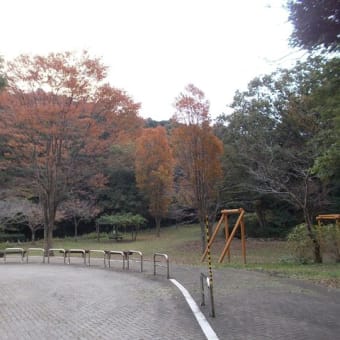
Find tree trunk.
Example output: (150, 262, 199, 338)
(31, 229, 36, 243)
(254, 199, 266, 231)
(155, 216, 161, 237)
(304, 208, 322, 263)
(43, 221, 54, 254)
(301, 175, 322, 264)
(42, 195, 56, 255)
(96, 223, 100, 241)
(74, 217, 79, 241)
(199, 218, 206, 254)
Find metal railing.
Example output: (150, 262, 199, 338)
(4, 248, 25, 263)
(66, 249, 86, 265)
(153, 253, 170, 279)
(26, 248, 45, 263)
(88, 249, 106, 267)
(47, 248, 66, 264)
(125, 250, 143, 272)
(1, 247, 151, 278)
(107, 250, 125, 269)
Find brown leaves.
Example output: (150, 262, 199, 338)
(173, 83, 210, 126)
(0, 51, 142, 208)
(172, 84, 223, 219)
(135, 126, 174, 219)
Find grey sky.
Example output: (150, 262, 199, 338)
(1, 0, 301, 120)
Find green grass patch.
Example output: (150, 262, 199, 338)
(1, 223, 339, 288)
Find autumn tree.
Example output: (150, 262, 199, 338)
(60, 197, 101, 240)
(0, 198, 47, 242)
(0, 51, 142, 253)
(21, 201, 44, 242)
(172, 84, 223, 252)
(135, 126, 174, 237)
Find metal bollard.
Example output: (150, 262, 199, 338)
(153, 253, 170, 279)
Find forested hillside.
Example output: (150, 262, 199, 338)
(0, 1, 339, 262)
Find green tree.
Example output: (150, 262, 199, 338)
(218, 56, 339, 262)
(0, 55, 6, 90)
(287, 0, 340, 52)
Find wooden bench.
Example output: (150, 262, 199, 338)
(108, 232, 123, 241)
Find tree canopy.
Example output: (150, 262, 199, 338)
(172, 84, 223, 251)
(217, 56, 340, 262)
(135, 126, 174, 236)
(0, 51, 142, 251)
(287, 0, 340, 52)
(0, 61, 5, 90)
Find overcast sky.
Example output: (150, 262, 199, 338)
(2, 0, 301, 120)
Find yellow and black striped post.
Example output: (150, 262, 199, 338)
(205, 216, 213, 286)
(205, 215, 215, 317)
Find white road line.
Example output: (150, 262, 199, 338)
(170, 278, 219, 340)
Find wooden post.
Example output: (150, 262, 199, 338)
(218, 209, 245, 263)
(201, 208, 247, 264)
(240, 215, 246, 264)
(224, 214, 230, 262)
(201, 214, 224, 262)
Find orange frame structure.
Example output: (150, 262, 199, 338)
(201, 208, 246, 264)
(316, 214, 340, 226)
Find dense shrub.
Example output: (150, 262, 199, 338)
(244, 212, 292, 238)
(0, 233, 26, 242)
(287, 224, 316, 263)
(287, 223, 340, 263)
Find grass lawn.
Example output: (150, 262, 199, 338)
(1, 223, 339, 288)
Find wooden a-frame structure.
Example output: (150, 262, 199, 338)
(201, 208, 246, 264)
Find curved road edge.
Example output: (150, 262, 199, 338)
(170, 278, 219, 340)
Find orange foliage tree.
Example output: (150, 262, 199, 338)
(172, 84, 223, 252)
(135, 126, 174, 237)
(0, 51, 142, 252)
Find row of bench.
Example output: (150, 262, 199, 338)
(0, 247, 170, 278)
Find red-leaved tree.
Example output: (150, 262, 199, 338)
(0, 51, 142, 252)
(172, 84, 223, 252)
(135, 126, 174, 237)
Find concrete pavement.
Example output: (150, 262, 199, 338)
(1, 257, 340, 339)
(0, 263, 205, 340)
